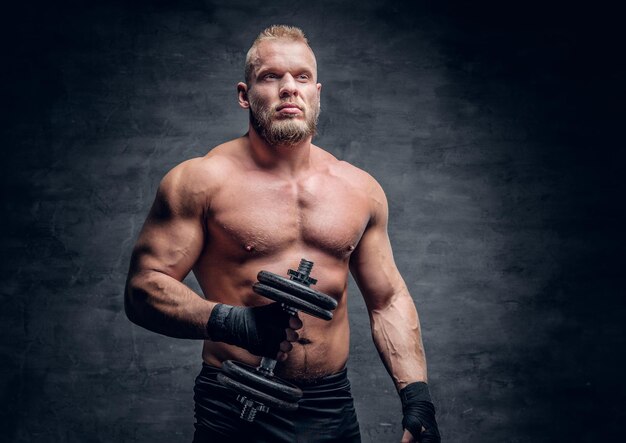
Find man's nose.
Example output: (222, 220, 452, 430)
(279, 74, 298, 98)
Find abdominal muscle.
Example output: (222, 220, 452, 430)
(196, 251, 353, 381)
(201, 310, 350, 381)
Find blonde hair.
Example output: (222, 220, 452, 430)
(245, 25, 313, 84)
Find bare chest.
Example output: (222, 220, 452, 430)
(207, 171, 370, 259)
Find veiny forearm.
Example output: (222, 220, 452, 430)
(370, 288, 428, 391)
(125, 270, 215, 339)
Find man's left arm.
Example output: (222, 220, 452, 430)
(349, 180, 440, 443)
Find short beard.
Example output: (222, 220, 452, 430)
(248, 92, 320, 147)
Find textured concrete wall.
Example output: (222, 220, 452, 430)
(1, 1, 624, 442)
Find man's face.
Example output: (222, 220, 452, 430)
(241, 40, 321, 147)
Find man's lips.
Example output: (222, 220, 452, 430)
(276, 103, 302, 114)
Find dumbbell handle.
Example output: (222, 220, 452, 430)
(255, 259, 317, 378)
(258, 356, 277, 377)
(280, 259, 314, 318)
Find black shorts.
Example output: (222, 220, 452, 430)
(193, 363, 362, 443)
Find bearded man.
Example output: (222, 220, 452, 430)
(124, 25, 440, 443)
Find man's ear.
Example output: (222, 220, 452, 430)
(317, 83, 322, 109)
(237, 82, 250, 109)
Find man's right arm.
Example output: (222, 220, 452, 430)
(124, 158, 301, 359)
(124, 158, 214, 339)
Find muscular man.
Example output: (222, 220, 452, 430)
(125, 25, 440, 443)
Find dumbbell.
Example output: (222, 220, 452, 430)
(217, 258, 338, 422)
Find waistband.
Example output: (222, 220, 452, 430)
(199, 362, 350, 392)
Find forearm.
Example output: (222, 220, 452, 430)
(125, 270, 215, 339)
(369, 288, 428, 391)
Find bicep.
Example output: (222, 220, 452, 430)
(350, 190, 406, 311)
(129, 167, 207, 282)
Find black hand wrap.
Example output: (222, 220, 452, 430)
(206, 303, 291, 358)
(400, 382, 441, 443)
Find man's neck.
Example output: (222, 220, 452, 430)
(246, 126, 312, 177)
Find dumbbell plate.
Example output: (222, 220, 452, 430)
(221, 360, 302, 402)
(253, 283, 334, 321)
(217, 373, 299, 411)
(257, 271, 338, 311)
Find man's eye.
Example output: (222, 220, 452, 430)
(264, 73, 277, 80)
(298, 74, 309, 80)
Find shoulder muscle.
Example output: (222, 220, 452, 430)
(329, 160, 388, 226)
(154, 156, 226, 220)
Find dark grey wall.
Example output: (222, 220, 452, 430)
(2, 1, 624, 442)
